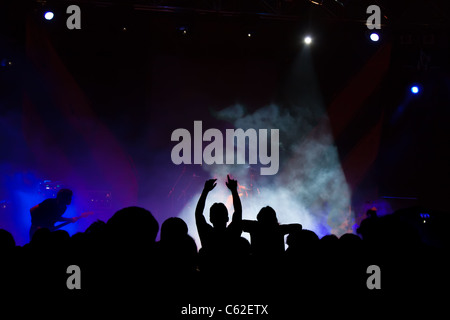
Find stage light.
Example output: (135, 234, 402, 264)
(304, 36, 312, 45)
(44, 11, 54, 20)
(0, 200, 9, 210)
(177, 26, 188, 35)
(370, 32, 380, 42)
(420, 213, 430, 224)
(411, 85, 420, 94)
(0, 58, 12, 67)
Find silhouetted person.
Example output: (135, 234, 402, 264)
(286, 229, 319, 255)
(158, 217, 197, 275)
(339, 233, 363, 257)
(242, 206, 302, 258)
(320, 234, 339, 242)
(195, 175, 242, 263)
(284, 229, 320, 290)
(319, 234, 339, 260)
(103, 206, 160, 294)
(357, 207, 379, 242)
(339, 233, 362, 243)
(0, 229, 15, 251)
(106, 206, 159, 249)
(29, 189, 76, 240)
(85, 219, 107, 236)
(160, 217, 189, 241)
(0, 229, 17, 293)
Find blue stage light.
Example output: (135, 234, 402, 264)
(411, 86, 420, 94)
(44, 11, 54, 20)
(370, 33, 380, 42)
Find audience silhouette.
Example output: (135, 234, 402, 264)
(0, 175, 445, 314)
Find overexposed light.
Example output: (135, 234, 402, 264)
(370, 32, 380, 42)
(44, 11, 54, 20)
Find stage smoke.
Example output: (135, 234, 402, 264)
(178, 49, 353, 248)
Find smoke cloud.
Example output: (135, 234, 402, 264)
(177, 102, 353, 249)
(177, 50, 353, 248)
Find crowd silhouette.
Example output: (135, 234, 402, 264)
(0, 176, 446, 316)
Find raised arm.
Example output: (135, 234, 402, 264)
(195, 179, 217, 227)
(226, 175, 242, 224)
(280, 223, 302, 235)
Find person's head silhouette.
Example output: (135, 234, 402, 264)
(107, 206, 159, 246)
(366, 207, 378, 218)
(0, 229, 15, 251)
(160, 217, 188, 242)
(56, 188, 73, 206)
(209, 203, 229, 230)
(257, 206, 278, 226)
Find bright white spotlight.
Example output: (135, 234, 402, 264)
(370, 32, 380, 42)
(411, 85, 420, 94)
(304, 36, 312, 45)
(44, 11, 54, 20)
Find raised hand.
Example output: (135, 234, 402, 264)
(203, 179, 217, 192)
(225, 174, 238, 191)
